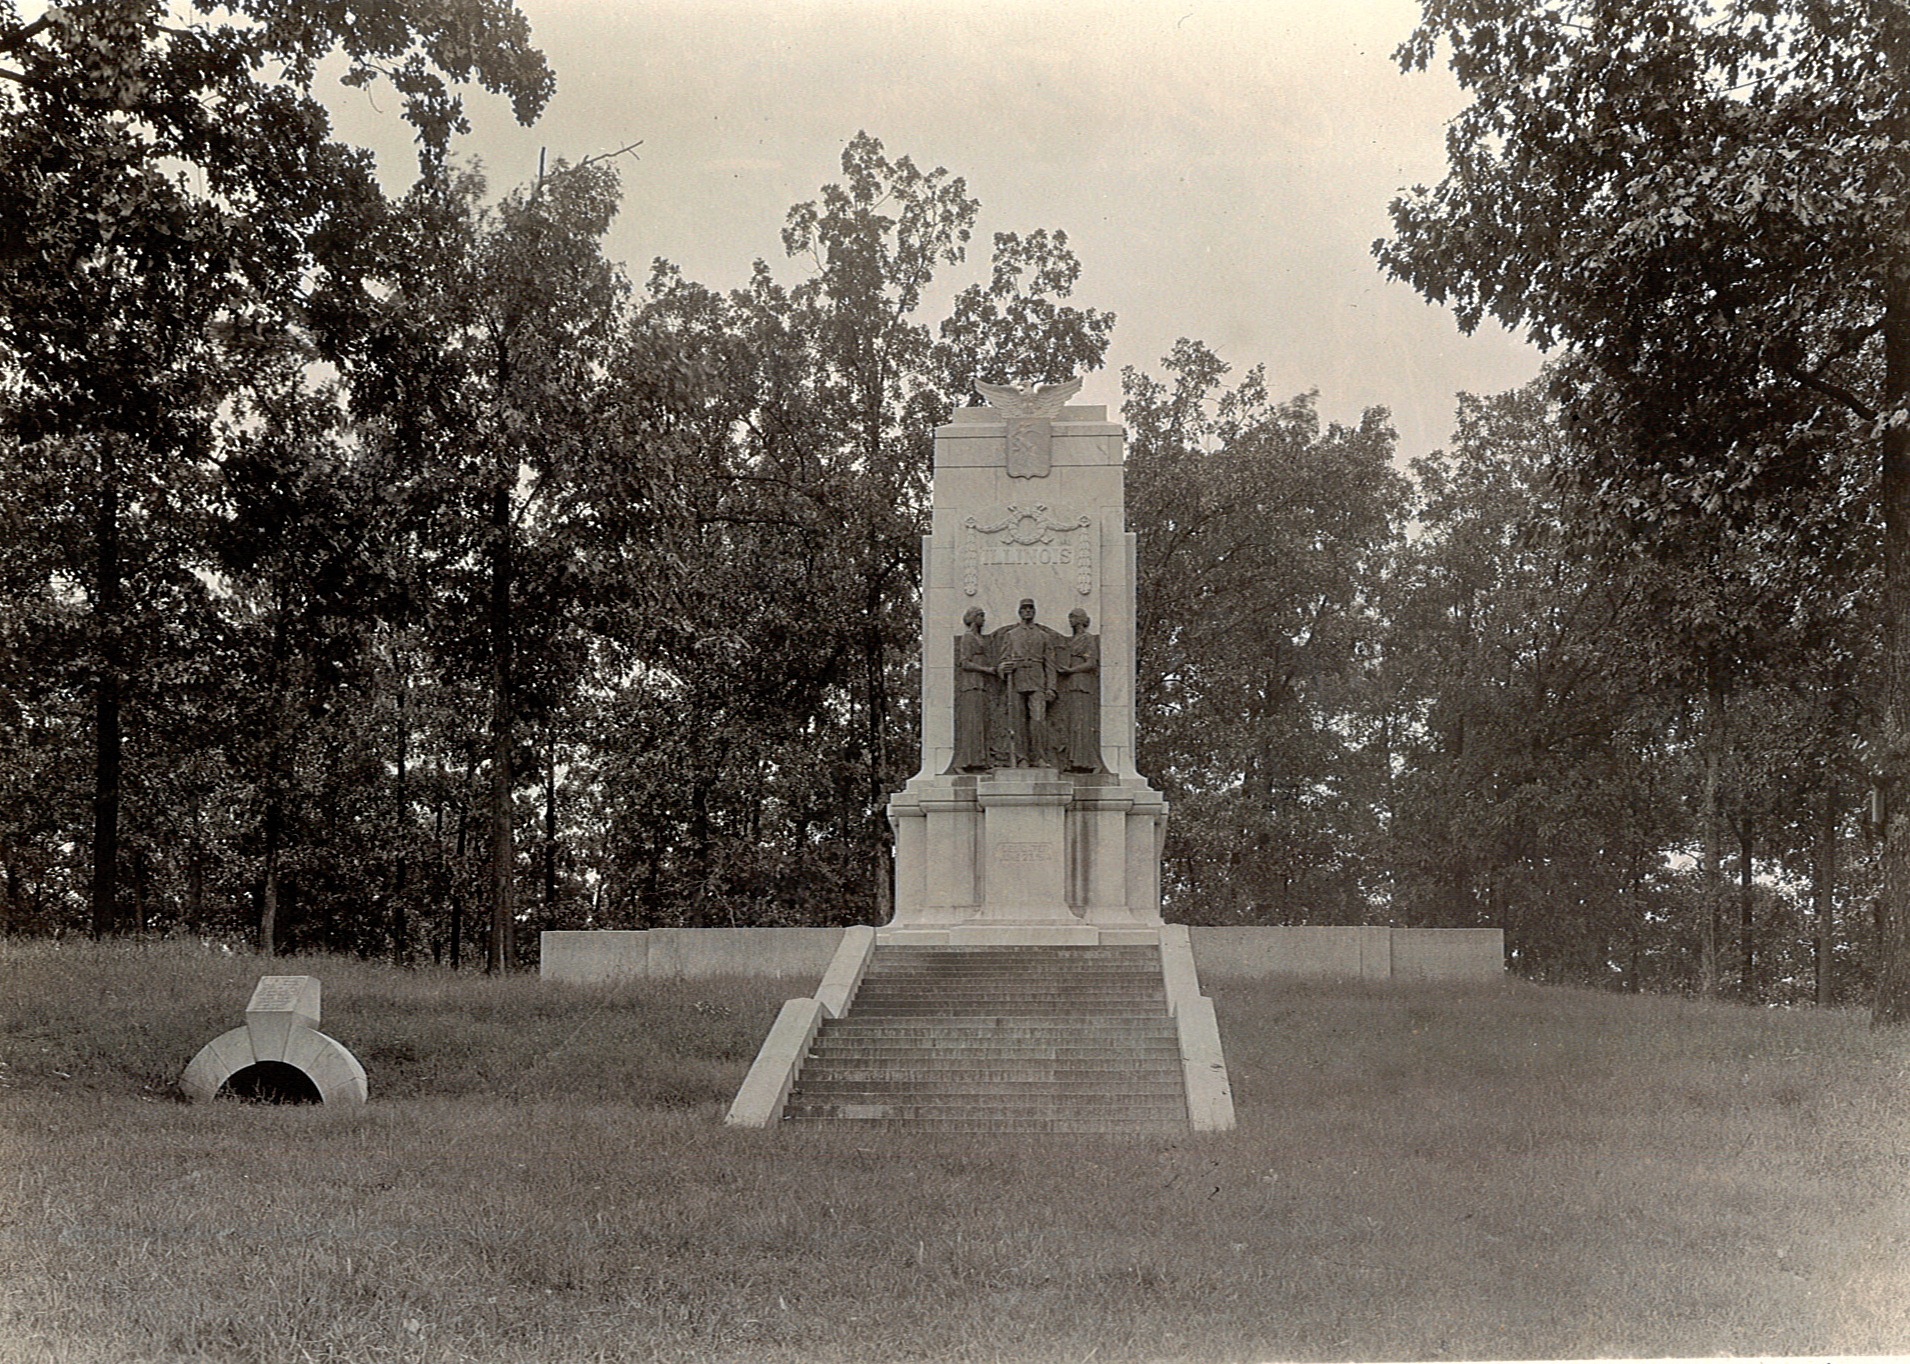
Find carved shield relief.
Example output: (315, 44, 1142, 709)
(1004, 417, 1053, 478)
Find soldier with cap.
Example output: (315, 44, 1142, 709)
(993, 598, 1061, 766)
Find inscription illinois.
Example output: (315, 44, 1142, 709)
(962, 506, 1095, 596)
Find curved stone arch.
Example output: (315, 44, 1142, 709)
(180, 1024, 367, 1105)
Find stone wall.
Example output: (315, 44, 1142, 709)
(538, 926, 1504, 984)
(539, 929, 844, 983)
(1189, 926, 1504, 983)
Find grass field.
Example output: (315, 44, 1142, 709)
(3, 937, 1908, 1363)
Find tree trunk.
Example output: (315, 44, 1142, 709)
(91, 436, 121, 939)
(1737, 814, 1754, 1000)
(488, 482, 515, 973)
(866, 606, 892, 926)
(392, 679, 409, 966)
(543, 726, 558, 929)
(258, 792, 281, 956)
(1815, 790, 1837, 1008)
(1699, 675, 1725, 998)
(452, 758, 470, 970)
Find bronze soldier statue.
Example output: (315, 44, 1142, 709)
(993, 598, 1061, 766)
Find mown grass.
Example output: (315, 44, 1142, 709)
(4, 938, 1909, 1363)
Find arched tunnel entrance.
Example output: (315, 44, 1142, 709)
(218, 1060, 324, 1104)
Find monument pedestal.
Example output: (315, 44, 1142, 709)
(886, 767, 1165, 945)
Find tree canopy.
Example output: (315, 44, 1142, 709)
(1376, 0, 1910, 1023)
(0, 6, 1896, 1013)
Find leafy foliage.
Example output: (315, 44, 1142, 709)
(1376, 0, 1908, 1019)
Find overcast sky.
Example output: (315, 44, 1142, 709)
(326, 0, 1544, 463)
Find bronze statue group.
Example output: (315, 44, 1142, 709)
(953, 598, 1103, 773)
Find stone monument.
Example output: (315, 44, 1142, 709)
(884, 380, 1167, 944)
(179, 975, 368, 1104)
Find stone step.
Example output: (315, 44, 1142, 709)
(794, 1079, 1182, 1095)
(872, 946, 1161, 955)
(851, 977, 1168, 986)
(809, 1031, 1176, 1039)
(860, 967, 1161, 980)
(809, 1058, 1177, 1070)
(815, 1038, 1176, 1048)
(851, 993, 1164, 1002)
(847, 1006, 1165, 1017)
(821, 1022, 1173, 1031)
(855, 978, 1161, 985)
(813, 1028, 1177, 1042)
(783, 1108, 1184, 1130)
(862, 964, 1162, 975)
(790, 1062, 1176, 1069)
(840, 1015, 1167, 1024)
(784, 1101, 1190, 1121)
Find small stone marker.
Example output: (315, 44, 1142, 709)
(244, 975, 322, 1063)
(179, 974, 367, 1105)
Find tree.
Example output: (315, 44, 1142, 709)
(0, 0, 552, 938)
(1126, 341, 1407, 923)
(334, 159, 634, 970)
(1386, 383, 1700, 986)
(1375, 0, 1910, 1023)
(589, 133, 1114, 928)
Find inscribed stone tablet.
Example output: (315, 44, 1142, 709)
(245, 975, 320, 1025)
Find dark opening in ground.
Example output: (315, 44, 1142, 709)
(220, 1061, 322, 1104)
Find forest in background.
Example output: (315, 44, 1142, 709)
(0, 0, 1900, 1012)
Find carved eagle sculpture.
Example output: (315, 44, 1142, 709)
(975, 376, 1083, 420)
(976, 378, 1084, 477)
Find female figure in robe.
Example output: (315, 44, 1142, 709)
(952, 607, 996, 772)
(1053, 608, 1104, 772)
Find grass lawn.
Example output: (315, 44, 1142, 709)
(3, 938, 1908, 1363)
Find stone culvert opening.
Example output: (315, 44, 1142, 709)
(219, 1060, 323, 1104)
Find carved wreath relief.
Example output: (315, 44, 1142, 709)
(960, 505, 1095, 597)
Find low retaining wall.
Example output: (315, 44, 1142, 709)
(540, 925, 1504, 984)
(540, 928, 845, 983)
(1189, 926, 1504, 983)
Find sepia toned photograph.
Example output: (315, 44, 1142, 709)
(2, 1, 1907, 1360)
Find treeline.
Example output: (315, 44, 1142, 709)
(1132, 358, 1875, 1007)
(0, 0, 1895, 1009)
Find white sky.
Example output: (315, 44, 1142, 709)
(325, 0, 1543, 463)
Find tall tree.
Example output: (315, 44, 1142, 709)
(0, 0, 552, 938)
(1387, 383, 1698, 985)
(1126, 341, 1407, 923)
(597, 133, 1113, 927)
(1375, 0, 1910, 1023)
(336, 159, 629, 971)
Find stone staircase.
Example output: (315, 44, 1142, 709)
(781, 944, 1188, 1134)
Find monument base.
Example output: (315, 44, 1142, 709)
(886, 766, 1168, 933)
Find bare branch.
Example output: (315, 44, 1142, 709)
(1773, 361, 1878, 423)
(0, 13, 50, 54)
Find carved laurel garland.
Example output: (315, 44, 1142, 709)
(960, 505, 1094, 596)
